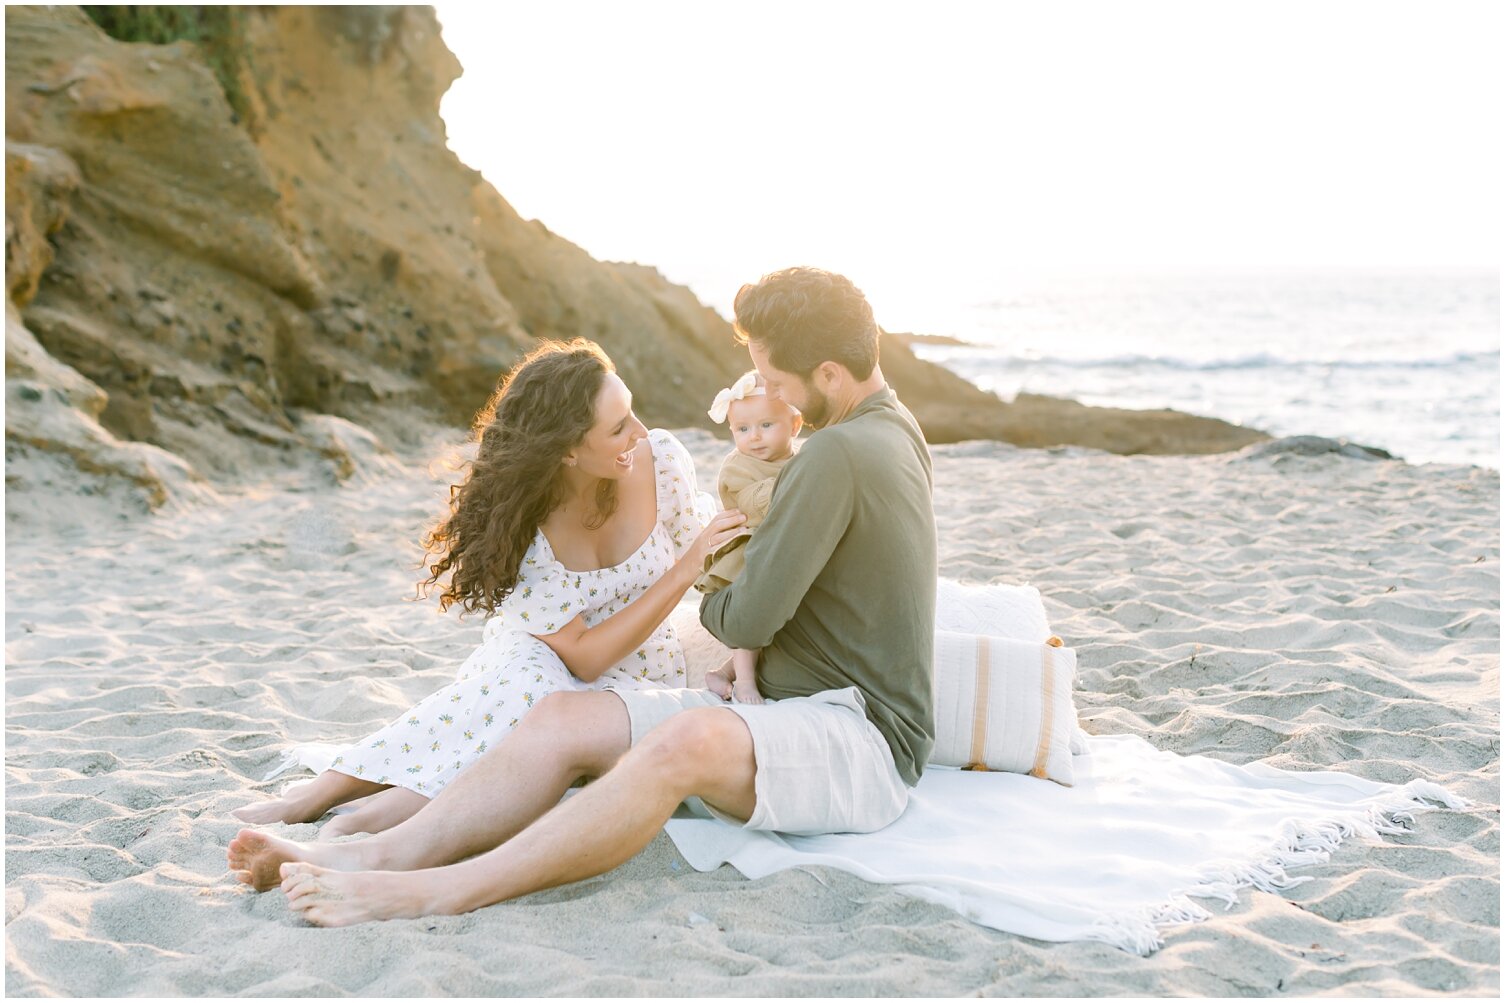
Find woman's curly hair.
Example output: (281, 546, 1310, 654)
(420, 339, 616, 615)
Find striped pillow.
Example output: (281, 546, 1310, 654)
(930, 630, 1079, 786)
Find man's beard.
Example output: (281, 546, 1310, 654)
(797, 379, 833, 428)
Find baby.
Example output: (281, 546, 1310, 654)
(696, 370, 803, 704)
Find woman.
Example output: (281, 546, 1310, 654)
(232, 339, 747, 837)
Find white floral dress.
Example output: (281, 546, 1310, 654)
(326, 429, 714, 796)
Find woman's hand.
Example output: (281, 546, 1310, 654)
(676, 509, 749, 583)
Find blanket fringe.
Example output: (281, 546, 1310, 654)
(1084, 779, 1469, 955)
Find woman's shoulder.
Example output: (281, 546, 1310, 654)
(645, 428, 696, 471)
(646, 428, 715, 533)
(646, 427, 682, 454)
(518, 527, 554, 571)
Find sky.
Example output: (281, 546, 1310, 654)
(432, 0, 1501, 329)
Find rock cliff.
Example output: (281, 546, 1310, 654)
(5, 5, 1264, 518)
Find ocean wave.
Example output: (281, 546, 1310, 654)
(916, 347, 1500, 374)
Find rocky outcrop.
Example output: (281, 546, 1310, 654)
(6, 301, 207, 510)
(3, 5, 736, 507)
(876, 332, 1264, 454)
(5, 5, 1266, 520)
(6, 122, 205, 513)
(1236, 436, 1395, 462)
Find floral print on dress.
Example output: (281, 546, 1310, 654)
(492, 553, 587, 636)
(653, 428, 718, 561)
(325, 429, 715, 798)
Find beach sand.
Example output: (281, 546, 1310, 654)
(4, 429, 1498, 996)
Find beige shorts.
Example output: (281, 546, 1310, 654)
(609, 685, 909, 836)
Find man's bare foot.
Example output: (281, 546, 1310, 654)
(227, 829, 314, 891)
(227, 828, 367, 891)
(705, 660, 734, 701)
(731, 679, 764, 704)
(280, 862, 444, 927)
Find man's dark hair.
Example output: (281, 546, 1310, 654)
(732, 267, 880, 380)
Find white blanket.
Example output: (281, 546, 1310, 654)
(663, 579, 1467, 954)
(664, 734, 1465, 954)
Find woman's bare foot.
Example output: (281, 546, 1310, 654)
(231, 770, 389, 825)
(227, 828, 370, 891)
(280, 862, 446, 927)
(705, 660, 735, 700)
(731, 679, 764, 705)
(231, 796, 325, 826)
(331, 790, 385, 814)
(319, 788, 429, 842)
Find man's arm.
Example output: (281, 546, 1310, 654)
(700, 437, 855, 649)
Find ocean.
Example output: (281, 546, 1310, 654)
(898, 271, 1498, 468)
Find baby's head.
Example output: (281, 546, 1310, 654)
(709, 371, 802, 462)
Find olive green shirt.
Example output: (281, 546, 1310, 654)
(699, 387, 937, 786)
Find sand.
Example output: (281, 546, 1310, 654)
(4, 429, 1498, 996)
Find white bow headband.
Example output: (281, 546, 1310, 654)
(707, 371, 766, 424)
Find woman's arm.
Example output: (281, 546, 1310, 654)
(536, 509, 747, 682)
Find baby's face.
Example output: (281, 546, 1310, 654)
(727, 395, 801, 462)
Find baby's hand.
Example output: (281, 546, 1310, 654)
(731, 678, 764, 705)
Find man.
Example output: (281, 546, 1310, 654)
(226, 267, 937, 925)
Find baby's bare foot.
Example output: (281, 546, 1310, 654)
(731, 680, 764, 705)
(281, 862, 440, 927)
(705, 660, 734, 701)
